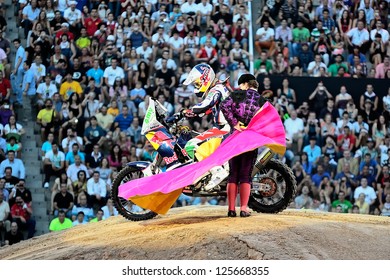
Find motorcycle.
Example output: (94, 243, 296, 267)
(111, 97, 297, 221)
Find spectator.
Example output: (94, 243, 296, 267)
(87, 171, 107, 209)
(101, 198, 118, 219)
(53, 182, 74, 218)
(346, 20, 369, 54)
(4, 221, 23, 246)
(354, 178, 377, 209)
(0, 71, 11, 103)
(284, 110, 304, 152)
(89, 208, 104, 222)
(254, 21, 275, 57)
(0, 150, 25, 180)
(294, 185, 313, 209)
(307, 54, 328, 77)
(42, 142, 65, 188)
(311, 164, 331, 187)
(303, 136, 322, 164)
(375, 56, 390, 79)
(72, 211, 88, 226)
(331, 191, 353, 213)
(49, 209, 73, 231)
(71, 192, 93, 221)
(10, 196, 35, 239)
(72, 170, 88, 203)
(0, 190, 10, 239)
(59, 72, 83, 101)
(308, 81, 332, 116)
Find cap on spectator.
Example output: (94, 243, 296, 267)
(69, 0, 77, 5)
(367, 137, 374, 142)
(238, 74, 256, 85)
(107, 35, 115, 41)
(61, 22, 69, 27)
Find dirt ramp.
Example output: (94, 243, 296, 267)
(1, 207, 389, 260)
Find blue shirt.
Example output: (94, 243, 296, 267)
(311, 172, 331, 187)
(41, 141, 53, 154)
(22, 5, 40, 21)
(22, 68, 36, 96)
(15, 46, 26, 70)
(65, 151, 86, 165)
(0, 158, 26, 179)
(303, 145, 322, 164)
(114, 114, 133, 131)
(86, 68, 104, 85)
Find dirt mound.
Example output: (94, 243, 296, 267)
(1, 206, 389, 260)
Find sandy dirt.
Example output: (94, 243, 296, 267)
(0, 206, 389, 260)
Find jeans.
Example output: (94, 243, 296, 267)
(11, 68, 24, 104)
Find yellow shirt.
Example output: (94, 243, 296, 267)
(37, 108, 56, 123)
(59, 81, 83, 100)
(107, 107, 119, 117)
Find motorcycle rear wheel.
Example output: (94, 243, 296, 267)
(111, 166, 158, 221)
(249, 159, 297, 214)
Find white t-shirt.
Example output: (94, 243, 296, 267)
(168, 36, 184, 50)
(64, 8, 82, 24)
(307, 61, 328, 76)
(181, 2, 198, 14)
(103, 66, 125, 86)
(154, 58, 177, 71)
(61, 136, 83, 152)
(136, 46, 153, 62)
(36, 82, 58, 99)
(354, 186, 377, 204)
(256, 27, 275, 42)
(196, 2, 213, 15)
(284, 117, 304, 139)
(44, 150, 65, 168)
(30, 63, 46, 81)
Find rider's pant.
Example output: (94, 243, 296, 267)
(228, 149, 258, 184)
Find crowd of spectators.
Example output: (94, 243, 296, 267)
(1, 0, 390, 246)
(254, 0, 389, 78)
(0, 0, 256, 245)
(251, 0, 390, 216)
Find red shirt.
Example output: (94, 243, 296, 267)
(197, 47, 218, 59)
(337, 133, 356, 152)
(85, 17, 102, 37)
(11, 203, 30, 220)
(56, 31, 75, 43)
(0, 78, 11, 98)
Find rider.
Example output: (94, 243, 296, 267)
(220, 74, 267, 217)
(182, 63, 231, 191)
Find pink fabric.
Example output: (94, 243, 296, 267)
(118, 102, 286, 199)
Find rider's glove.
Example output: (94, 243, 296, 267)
(166, 112, 181, 124)
(181, 109, 195, 118)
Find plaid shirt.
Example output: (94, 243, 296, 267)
(320, 16, 336, 32)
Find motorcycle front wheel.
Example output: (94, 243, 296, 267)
(111, 165, 158, 221)
(249, 159, 297, 214)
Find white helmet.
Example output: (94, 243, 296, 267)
(183, 63, 215, 98)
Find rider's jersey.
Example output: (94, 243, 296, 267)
(191, 82, 231, 131)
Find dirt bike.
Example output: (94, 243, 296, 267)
(111, 97, 297, 221)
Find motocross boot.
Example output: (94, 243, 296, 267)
(202, 165, 229, 192)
